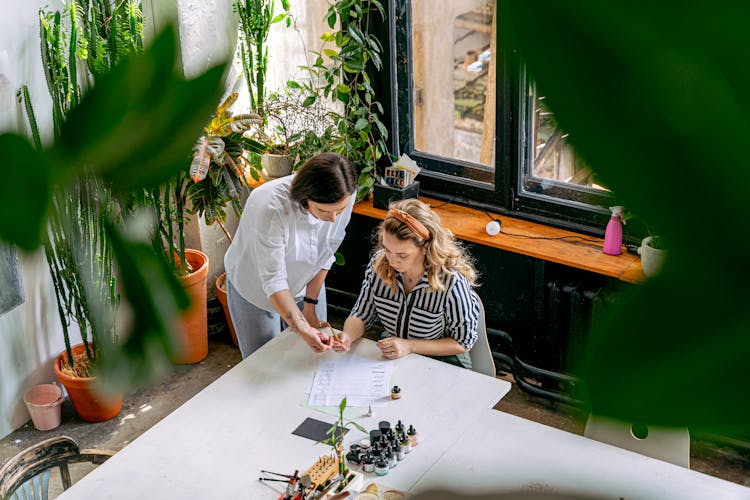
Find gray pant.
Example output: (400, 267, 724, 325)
(226, 278, 328, 359)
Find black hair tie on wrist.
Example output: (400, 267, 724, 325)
(303, 296, 319, 305)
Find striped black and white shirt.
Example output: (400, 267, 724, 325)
(350, 255, 479, 350)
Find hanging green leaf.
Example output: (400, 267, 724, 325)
(53, 26, 226, 192)
(0, 135, 51, 250)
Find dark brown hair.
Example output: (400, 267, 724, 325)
(290, 153, 356, 208)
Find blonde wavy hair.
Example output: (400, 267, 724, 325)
(373, 199, 478, 292)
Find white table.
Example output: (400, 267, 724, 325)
(410, 410, 750, 499)
(60, 330, 511, 499)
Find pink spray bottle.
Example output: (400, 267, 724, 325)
(602, 206, 625, 255)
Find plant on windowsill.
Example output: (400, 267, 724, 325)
(622, 210, 669, 279)
(638, 232, 668, 278)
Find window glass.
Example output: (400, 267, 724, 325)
(397, 1, 615, 227)
(410, 0, 495, 176)
(522, 86, 611, 204)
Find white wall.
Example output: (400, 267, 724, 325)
(0, 0, 82, 439)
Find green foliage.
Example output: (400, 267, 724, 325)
(503, 0, 750, 433)
(320, 397, 367, 477)
(187, 92, 263, 238)
(0, 134, 51, 250)
(334, 251, 345, 266)
(26, 1, 147, 372)
(1, 25, 225, 387)
(235, 0, 290, 116)
(296, 0, 389, 200)
(245, 87, 340, 176)
(78, 0, 144, 78)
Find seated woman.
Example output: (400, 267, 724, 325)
(334, 199, 480, 368)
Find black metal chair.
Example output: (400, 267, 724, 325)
(0, 436, 115, 500)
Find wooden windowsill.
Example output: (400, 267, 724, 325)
(354, 197, 645, 284)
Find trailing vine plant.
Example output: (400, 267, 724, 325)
(294, 0, 389, 200)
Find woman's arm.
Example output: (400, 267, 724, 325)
(377, 336, 467, 359)
(301, 269, 328, 327)
(379, 276, 479, 360)
(269, 289, 330, 352)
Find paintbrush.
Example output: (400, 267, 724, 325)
(319, 321, 341, 344)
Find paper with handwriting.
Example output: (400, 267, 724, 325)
(308, 353, 396, 407)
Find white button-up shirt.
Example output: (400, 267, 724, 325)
(224, 175, 355, 312)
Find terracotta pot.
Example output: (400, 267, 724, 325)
(173, 249, 209, 364)
(215, 272, 238, 346)
(53, 344, 123, 423)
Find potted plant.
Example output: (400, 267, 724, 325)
(638, 233, 668, 278)
(188, 92, 263, 346)
(235, 0, 290, 117)
(7, 14, 226, 424)
(624, 211, 668, 279)
(30, 2, 149, 422)
(246, 88, 340, 180)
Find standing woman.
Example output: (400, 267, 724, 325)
(334, 199, 480, 368)
(224, 153, 357, 358)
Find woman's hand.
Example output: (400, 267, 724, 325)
(297, 323, 332, 353)
(291, 314, 331, 353)
(377, 337, 411, 360)
(331, 331, 353, 352)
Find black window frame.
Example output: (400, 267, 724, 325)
(382, 0, 618, 234)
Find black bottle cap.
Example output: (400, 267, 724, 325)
(370, 429, 382, 442)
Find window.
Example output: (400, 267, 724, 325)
(390, 0, 615, 230)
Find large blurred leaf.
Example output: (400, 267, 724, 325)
(504, 1, 750, 432)
(0, 24, 228, 390)
(52, 26, 227, 192)
(0, 135, 51, 250)
(95, 218, 189, 390)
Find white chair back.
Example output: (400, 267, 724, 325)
(584, 414, 690, 468)
(469, 292, 496, 378)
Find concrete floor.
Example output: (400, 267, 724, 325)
(2, 317, 749, 494)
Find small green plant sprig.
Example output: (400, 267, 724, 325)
(319, 397, 367, 480)
(294, 0, 389, 200)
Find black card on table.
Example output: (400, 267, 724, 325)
(292, 417, 348, 442)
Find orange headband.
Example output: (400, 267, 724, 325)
(385, 209, 431, 241)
